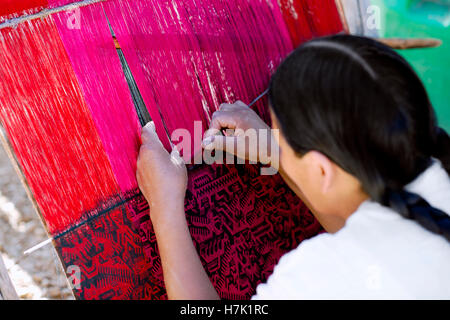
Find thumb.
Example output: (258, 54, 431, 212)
(141, 121, 163, 148)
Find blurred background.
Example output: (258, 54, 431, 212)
(373, 0, 450, 131)
(0, 145, 73, 299)
(0, 0, 448, 299)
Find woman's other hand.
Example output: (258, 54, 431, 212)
(202, 101, 273, 164)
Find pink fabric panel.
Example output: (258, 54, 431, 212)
(52, 4, 142, 193)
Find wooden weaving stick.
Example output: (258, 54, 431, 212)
(376, 38, 443, 49)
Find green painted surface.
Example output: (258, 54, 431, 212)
(372, 0, 450, 130)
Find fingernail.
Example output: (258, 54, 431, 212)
(144, 121, 155, 132)
(202, 136, 215, 147)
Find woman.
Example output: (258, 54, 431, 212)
(136, 35, 450, 299)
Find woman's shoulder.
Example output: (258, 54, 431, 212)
(254, 161, 450, 299)
(253, 199, 450, 299)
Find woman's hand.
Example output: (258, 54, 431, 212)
(136, 122, 219, 300)
(202, 101, 273, 164)
(137, 122, 187, 224)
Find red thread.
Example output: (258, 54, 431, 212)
(0, 18, 120, 234)
(279, 0, 343, 47)
(0, 0, 48, 24)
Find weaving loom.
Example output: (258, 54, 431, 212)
(0, 0, 343, 299)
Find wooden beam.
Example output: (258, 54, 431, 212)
(376, 37, 443, 50)
(335, 0, 350, 34)
(0, 125, 73, 299)
(0, 254, 19, 300)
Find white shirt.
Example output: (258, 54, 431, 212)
(252, 160, 450, 299)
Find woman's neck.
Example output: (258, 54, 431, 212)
(317, 185, 369, 233)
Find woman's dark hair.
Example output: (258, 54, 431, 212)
(269, 34, 450, 241)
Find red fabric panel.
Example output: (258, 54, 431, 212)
(279, 0, 344, 47)
(0, 0, 48, 19)
(0, 17, 120, 234)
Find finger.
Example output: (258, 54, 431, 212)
(203, 128, 223, 141)
(210, 111, 238, 130)
(223, 129, 235, 137)
(202, 134, 238, 155)
(141, 121, 156, 143)
(219, 102, 243, 111)
(143, 121, 156, 132)
(218, 103, 233, 111)
(141, 121, 163, 148)
(234, 100, 249, 108)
